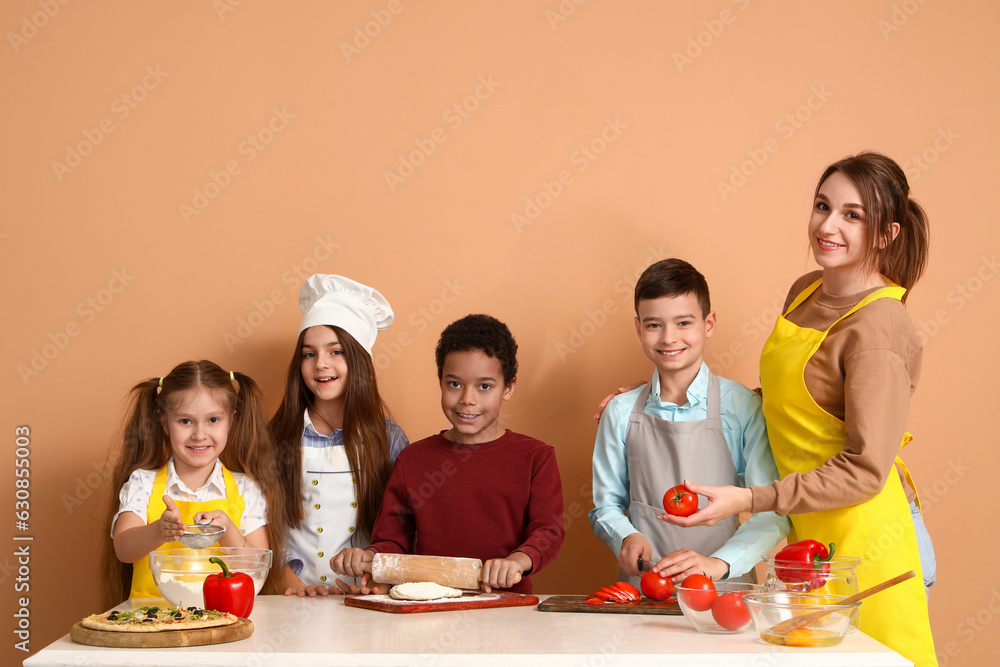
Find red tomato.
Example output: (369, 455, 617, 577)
(640, 571, 675, 601)
(600, 586, 630, 603)
(663, 484, 698, 517)
(585, 597, 607, 605)
(711, 591, 751, 630)
(679, 574, 717, 611)
(613, 581, 641, 601)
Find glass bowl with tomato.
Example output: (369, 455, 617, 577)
(742, 591, 861, 648)
(675, 577, 763, 634)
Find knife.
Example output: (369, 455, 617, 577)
(637, 556, 654, 572)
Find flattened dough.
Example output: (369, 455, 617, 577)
(389, 582, 463, 601)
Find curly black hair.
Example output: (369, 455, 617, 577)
(435, 314, 518, 384)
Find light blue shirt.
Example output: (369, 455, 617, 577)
(589, 362, 789, 578)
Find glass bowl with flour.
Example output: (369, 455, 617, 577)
(148, 547, 271, 608)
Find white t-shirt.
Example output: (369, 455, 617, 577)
(111, 459, 267, 536)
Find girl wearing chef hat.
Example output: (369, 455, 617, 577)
(99, 360, 285, 607)
(661, 152, 937, 666)
(271, 274, 409, 595)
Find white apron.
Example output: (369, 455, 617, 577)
(286, 443, 360, 585)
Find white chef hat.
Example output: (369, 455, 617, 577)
(298, 274, 394, 356)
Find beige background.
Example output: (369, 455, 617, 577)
(2, 1, 997, 665)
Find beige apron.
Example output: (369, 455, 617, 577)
(623, 371, 744, 586)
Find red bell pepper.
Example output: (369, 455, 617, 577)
(774, 540, 835, 590)
(203, 556, 255, 618)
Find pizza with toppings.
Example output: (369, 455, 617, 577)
(81, 605, 239, 633)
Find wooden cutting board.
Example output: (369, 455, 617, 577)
(70, 618, 253, 648)
(538, 595, 682, 615)
(345, 591, 538, 614)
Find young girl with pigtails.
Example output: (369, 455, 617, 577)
(99, 360, 285, 608)
(271, 274, 408, 596)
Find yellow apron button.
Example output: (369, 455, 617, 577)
(316, 527, 323, 533)
(314, 503, 321, 509)
(318, 552, 324, 558)
(320, 576, 327, 582)
(348, 526, 354, 533)
(311, 480, 318, 486)
(351, 478, 357, 484)
(350, 501, 357, 508)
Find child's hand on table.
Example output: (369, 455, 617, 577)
(618, 532, 652, 577)
(158, 496, 185, 543)
(652, 549, 729, 582)
(481, 552, 531, 593)
(330, 547, 386, 591)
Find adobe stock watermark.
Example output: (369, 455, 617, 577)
(545, 0, 588, 30)
(716, 85, 834, 202)
(672, 0, 753, 73)
(902, 126, 959, 184)
(384, 75, 502, 192)
(223, 235, 339, 352)
(340, 0, 413, 63)
(61, 459, 113, 514)
(913, 254, 997, 347)
(937, 588, 1000, 667)
(373, 277, 468, 370)
(877, 0, 931, 40)
(555, 245, 666, 362)
(179, 106, 294, 223)
(7, 0, 71, 54)
(511, 117, 628, 233)
(212, 0, 245, 21)
(17, 268, 136, 385)
(51, 65, 170, 183)
(710, 289, 787, 372)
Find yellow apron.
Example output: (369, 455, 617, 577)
(760, 278, 937, 667)
(129, 464, 245, 599)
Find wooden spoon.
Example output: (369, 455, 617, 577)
(768, 570, 915, 636)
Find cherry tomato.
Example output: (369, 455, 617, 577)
(679, 574, 717, 611)
(663, 484, 698, 517)
(711, 591, 751, 630)
(640, 571, 675, 601)
(613, 581, 641, 601)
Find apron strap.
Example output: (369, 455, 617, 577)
(706, 372, 721, 421)
(784, 279, 823, 316)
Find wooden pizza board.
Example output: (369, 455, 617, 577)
(345, 591, 539, 614)
(537, 595, 682, 615)
(70, 618, 253, 648)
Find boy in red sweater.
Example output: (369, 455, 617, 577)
(331, 314, 565, 593)
(330, 315, 566, 593)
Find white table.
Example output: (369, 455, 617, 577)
(25, 595, 912, 666)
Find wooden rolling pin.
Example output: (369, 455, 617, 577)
(360, 553, 521, 589)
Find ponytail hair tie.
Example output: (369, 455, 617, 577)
(229, 371, 235, 381)
(158, 377, 164, 388)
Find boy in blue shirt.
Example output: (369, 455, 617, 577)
(590, 259, 788, 584)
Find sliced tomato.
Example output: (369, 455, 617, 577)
(593, 590, 617, 602)
(612, 581, 641, 601)
(600, 586, 631, 603)
(585, 597, 607, 605)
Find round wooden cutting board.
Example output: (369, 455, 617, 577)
(70, 618, 253, 648)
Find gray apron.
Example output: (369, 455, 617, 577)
(623, 372, 746, 586)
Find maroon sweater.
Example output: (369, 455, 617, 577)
(366, 429, 565, 594)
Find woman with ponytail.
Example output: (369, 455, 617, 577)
(662, 152, 938, 665)
(272, 274, 408, 596)
(100, 360, 285, 608)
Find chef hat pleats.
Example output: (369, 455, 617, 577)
(298, 274, 394, 356)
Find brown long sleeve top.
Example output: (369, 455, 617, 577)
(751, 271, 921, 516)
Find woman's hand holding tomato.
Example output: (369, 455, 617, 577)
(657, 479, 753, 528)
(662, 484, 698, 517)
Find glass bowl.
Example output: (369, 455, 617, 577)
(675, 581, 763, 634)
(762, 554, 861, 629)
(148, 547, 271, 608)
(743, 592, 861, 648)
